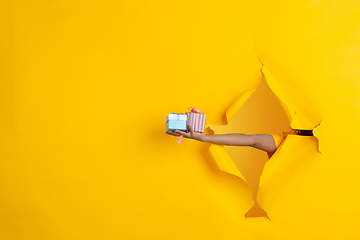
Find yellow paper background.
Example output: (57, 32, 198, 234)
(1, 0, 360, 239)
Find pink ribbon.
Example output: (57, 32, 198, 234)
(178, 135, 183, 144)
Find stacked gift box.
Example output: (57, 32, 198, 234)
(186, 108, 206, 133)
(165, 113, 188, 132)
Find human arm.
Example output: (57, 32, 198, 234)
(167, 124, 277, 153)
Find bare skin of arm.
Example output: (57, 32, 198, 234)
(167, 124, 277, 153)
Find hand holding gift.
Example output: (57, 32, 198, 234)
(166, 107, 206, 143)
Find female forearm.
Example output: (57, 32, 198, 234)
(204, 133, 255, 147)
(168, 125, 276, 152)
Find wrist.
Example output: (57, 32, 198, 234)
(203, 134, 207, 143)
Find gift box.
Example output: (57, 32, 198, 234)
(166, 113, 187, 132)
(187, 108, 206, 133)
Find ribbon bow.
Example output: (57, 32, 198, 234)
(188, 107, 200, 113)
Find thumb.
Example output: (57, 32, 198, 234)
(187, 123, 194, 135)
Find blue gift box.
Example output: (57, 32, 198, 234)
(166, 113, 187, 132)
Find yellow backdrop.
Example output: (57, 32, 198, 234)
(1, 0, 360, 239)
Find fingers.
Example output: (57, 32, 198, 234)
(167, 130, 186, 137)
(167, 129, 191, 138)
(174, 130, 191, 138)
(167, 130, 180, 136)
